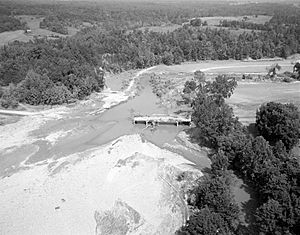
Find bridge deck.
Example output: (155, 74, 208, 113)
(133, 114, 191, 126)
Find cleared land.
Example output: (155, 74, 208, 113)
(138, 24, 182, 33)
(136, 15, 271, 36)
(151, 60, 293, 74)
(151, 59, 298, 125)
(0, 15, 78, 47)
(201, 15, 272, 26)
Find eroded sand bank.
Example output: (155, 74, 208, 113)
(0, 134, 201, 235)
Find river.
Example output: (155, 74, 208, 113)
(1, 65, 299, 234)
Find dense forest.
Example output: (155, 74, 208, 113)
(0, 15, 25, 33)
(40, 16, 68, 35)
(177, 72, 300, 235)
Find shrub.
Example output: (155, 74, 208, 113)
(17, 70, 55, 105)
(43, 85, 71, 105)
(0, 83, 19, 109)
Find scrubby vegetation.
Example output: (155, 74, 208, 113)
(178, 72, 300, 234)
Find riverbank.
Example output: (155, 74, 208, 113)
(0, 67, 205, 234)
(0, 134, 201, 234)
(0, 60, 298, 234)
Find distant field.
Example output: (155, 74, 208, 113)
(228, 81, 300, 124)
(152, 60, 294, 74)
(0, 30, 31, 47)
(136, 14, 272, 34)
(137, 24, 260, 36)
(0, 15, 78, 47)
(138, 24, 182, 33)
(201, 15, 272, 26)
(16, 15, 78, 37)
(151, 59, 298, 125)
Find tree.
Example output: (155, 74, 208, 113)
(255, 199, 285, 234)
(267, 63, 281, 78)
(210, 150, 229, 176)
(193, 70, 205, 87)
(192, 74, 239, 147)
(190, 18, 202, 27)
(293, 62, 300, 79)
(192, 95, 238, 147)
(17, 70, 55, 105)
(206, 75, 237, 100)
(178, 207, 232, 235)
(190, 175, 240, 231)
(256, 102, 300, 150)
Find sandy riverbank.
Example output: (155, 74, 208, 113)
(0, 66, 205, 235)
(0, 134, 201, 235)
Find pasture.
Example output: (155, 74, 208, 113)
(0, 15, 78, 47)
(201, 15, 272, 26)
(151, 59, 298, 125)
(151, 60, 294, 74)
(138, 24, 181, 33)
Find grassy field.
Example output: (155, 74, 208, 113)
(137, 24, 181, 33)
(228, 81, 300, 124)
(136, 14, 271, 35)
(201, 15, 272, 26)
(151, 59, 299, 125)
(152, 60, 294, 74)
(0, 15, 78, 47)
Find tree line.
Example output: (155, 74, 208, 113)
(177, 72, 300, 234)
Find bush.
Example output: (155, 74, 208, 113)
(0, 83, 19, 109)
(17, 70, 54, 105)
(178, 207, 232, 235)
(256, 102, 300, 150)
(43, 85, 71, 105)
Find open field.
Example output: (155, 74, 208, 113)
(137, 14, 271, 34)
(228, 81, 300, 124)
(201, 15, 272, 26)
(138, 24, 182, 33)
(138, 24, 260, 35)
(0, 15, 78, 47)
(151, 60, 293, 74)
(151, 59, 299, 125)
(0, 30, 31, 47)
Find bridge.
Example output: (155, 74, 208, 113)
(133, 114, 192, 126)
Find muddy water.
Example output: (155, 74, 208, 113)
(0, 75, 197, 176)
(92, 77, 187, 147)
